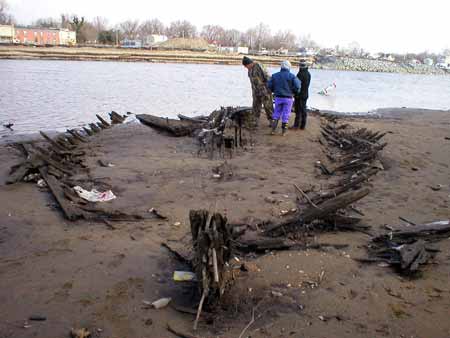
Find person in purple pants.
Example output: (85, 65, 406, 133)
(267, 61, 301, 135)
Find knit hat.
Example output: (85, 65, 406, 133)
(281, 60, 291, 70)
(242, 56, 253, 66)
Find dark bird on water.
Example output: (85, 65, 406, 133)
(3, 123, 14, 130)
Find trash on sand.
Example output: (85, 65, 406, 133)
(70, 328, 91, 338)
(97, 159, 115, 167)
(271, 291, 283, 297)
(173, 222, 181, 226)
(430, 184, 443, 191)
(29, 315, 47, 321)
(152, 297, 172, 309)
(212, 174, 221, 179)
(37, 179, 47, 188)
(173, 271, 196, 282)
(24, 173, 40, 182)
(73, 186, 116, 202)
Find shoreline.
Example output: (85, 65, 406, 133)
(1, 46, 449, 76)
(2, 107, 448, 146)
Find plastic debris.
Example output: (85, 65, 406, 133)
(318, 82, 336, 96)
(73, 186, 116, 202)
(173, 271, 196, 282)
(37, 179, 47, 188)
(152, 297, 172, 309)
(70, 328, 91, 338)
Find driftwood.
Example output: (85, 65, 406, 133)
(136, 114, 200, 137)
(82, 127, 94, 136)
(89, 123, 101, 133)
(189, 210, 233, 329)
(235, 237, 297, 252)
(319, 118, 386, 175)
(109, 111, 126, 124)
(67, 129, 88, 143)
(266, 188, 370, 234)
(39, 131, 69, 151)
(373, 220, 450, 243)
(96, 114, 111, 128)
(360, 220, 450, 274)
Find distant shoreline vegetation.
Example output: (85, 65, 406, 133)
(0, 45, 448, 76)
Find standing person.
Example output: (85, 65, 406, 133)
(293, 60, 311, 129)
(242, 56, 273, 127)
(267, 60, 300, 136)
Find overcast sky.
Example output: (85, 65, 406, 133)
(7, 0, 449, 53)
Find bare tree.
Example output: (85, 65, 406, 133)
(33, 17, 60, 28)
(269, 30, 297, 50)
(139, 18, 165, 37)
(0, 0, 14, 25)
(200, 25, 225, 44)
(60, 14, 72, 29)
(242, 28, 257, 50)
(119, 20, 140, 40)
(70, 15, 85, 42)
(92, 16, 108, 33)
(81, 21, 98, 43)
(254, 23, 271, 50)
(222, 29, 241, 47)
(166, 20, 197, 39)
(298, 34, 319, 50)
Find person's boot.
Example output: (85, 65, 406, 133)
(281, 122, 288, 136)
(270, 119, 278, 135)
(291, 113, 300, 129)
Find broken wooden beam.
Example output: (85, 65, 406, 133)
(96, 114, 111, 128)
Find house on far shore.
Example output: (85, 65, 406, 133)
(13, 26, 76, 45)
(121, 38, 142, 48)
(423, 58, 434, 66)
(59, 29, 76, 45)
(0, 24, 14, 43)
(143, 34, 168, 47)
(217, 46, 248, 54)
(15, 27, 60, 45)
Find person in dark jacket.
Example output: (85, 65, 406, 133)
(267, 60, 300, 135)
(293, 60, 311, 129)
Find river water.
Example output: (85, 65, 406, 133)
(1, 59, 450, 137)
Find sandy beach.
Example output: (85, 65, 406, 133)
(0, 109, 449, 338)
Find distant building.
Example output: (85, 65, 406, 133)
(59, 29, 76, 45)
(13, 27, 76, 45)
(423, 58, 434, 66)
(382, 54, 395, 62)
(15, 27, 60, 45)
(121, 39, 142, 48)
(217, 46, 248, 54)
(143, 34, 168, 46)
(236, 46, 248, 54)
(0, 24, 14, 43)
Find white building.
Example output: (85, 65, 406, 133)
(144, 34, 168, 46)
(0, 24, 14, 43)
(423, 58, 434, 66)
(59, 29, 76, 45)
(217, 46, 248, 54)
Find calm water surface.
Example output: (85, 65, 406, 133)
(1, 59, 450, 137)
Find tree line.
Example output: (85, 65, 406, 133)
(1, 0, 449, 58)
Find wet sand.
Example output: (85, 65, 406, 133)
(0, 110, 449, 338)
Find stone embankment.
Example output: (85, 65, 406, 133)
(315, 57, 448, 75)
